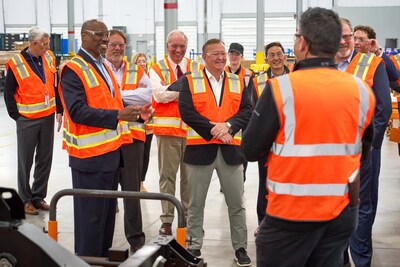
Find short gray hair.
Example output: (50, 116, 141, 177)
(166, 30, 188, 44)
(28, 26, 50, 42)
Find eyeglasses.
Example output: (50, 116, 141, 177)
(85, 30, 109, 38)
(108, 42, 126, 48)
(354, 37, 369, 43)
(206, 51, 227, 57)
(341, 33, 353, 41)
(267, 52, 284, 59)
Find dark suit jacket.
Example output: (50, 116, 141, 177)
(60, 49, 122, 172)
(179, 69, 252, 165)
(351, 50, 392, 149)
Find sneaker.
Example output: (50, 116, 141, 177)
(235, 247, 251, 267)
(188, 249, 201, 257)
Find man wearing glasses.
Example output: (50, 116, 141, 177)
(179, 38, 252, 266)
(59, 19, 153, 257)
(104, 29, 152, 253)
(336, 18, 392, 267)
(4, 26, 63, 215)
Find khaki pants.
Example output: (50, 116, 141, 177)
(157, 135, 189, 223)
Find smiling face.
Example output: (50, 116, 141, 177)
(135, 56, 147, 70)
(265, 45, 286, 74)
(202, 42, 227, 75)
(81, 21, 109, 59)
(336, 21, 354, 61)
(354, 30, 371, 54)
(166, 32, 187, 64)
(105, 33, 126, 63)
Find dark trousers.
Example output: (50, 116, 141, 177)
(120, 141, 145, 247)
(349, 150, 378, 267)
(72, 168, 118, 257)
(257, 205, 358, 267)
(257, 158, 268, 224)
(16, 114, 54, 203)
(141, 134, 153, 181)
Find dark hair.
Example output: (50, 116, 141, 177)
(354, 25, 376, 39)
(109, 29, 127, 43)
(265, 42, 285, 55)
(202, 38, 225, 54)
(299, 7, 342, 58)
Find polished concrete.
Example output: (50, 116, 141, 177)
(1, 94, 400, 266)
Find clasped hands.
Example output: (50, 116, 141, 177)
(118, 103, 155, 122)
(210, 121, 232, 144)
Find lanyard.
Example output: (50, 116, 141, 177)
(28, 52, 46, 84)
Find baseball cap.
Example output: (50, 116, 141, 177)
(228, 43, 244, 55)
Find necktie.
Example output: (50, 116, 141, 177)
(176, 65, 183, 79)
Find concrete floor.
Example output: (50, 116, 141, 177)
(1, 94, 400, 267)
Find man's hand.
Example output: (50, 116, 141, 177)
(218, 133, 233, 144)
(210, 121, 230, 140)
(137, 82, 147, 88)
(139, 103, 155, 122)
(56, 113, 63, 132)
(118, 105, 141, 121)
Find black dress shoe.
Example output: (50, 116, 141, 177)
(159, 223, 172, 235)
(188, 249, 201, 257)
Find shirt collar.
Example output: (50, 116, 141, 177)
(167, 56, 186, 71)
(104, 58, 125, 72)
(81, 47, 105, 64)
(205, 68, 224, 81)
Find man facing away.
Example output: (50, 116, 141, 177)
(149, 29, 202, 235)
(59, 19, 153, 257)
(179, 38, 252, 266)
(104, 29, 153, 252)
(336, 18, 392, 267)
(242, 7, 375, 267)
(4, 26, 63, 215)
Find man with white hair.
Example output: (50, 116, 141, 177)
(4, 26, 63, 215)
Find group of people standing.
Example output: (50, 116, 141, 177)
(4, 6, 399, 267)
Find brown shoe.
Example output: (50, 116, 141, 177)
(33, 200, 50, 211)
(24, 202, 39, 215)
(159, 223, 172, 235)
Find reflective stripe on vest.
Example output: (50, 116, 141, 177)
(192, 71, 207, 93)
(43, 52, 54, 69)
(63, 121, 130, 149)
(267, 168, 359, 197)
(157, 59, 170, 84)
(12, 54, 30, 79)
(272, 74, 370, 157)
(152, 117, 182, 128)
(125, 62, 139, 85)
(17, 97, 56, 113)
(353, 53, 374, 81)
(244, 68, 251, 87)
(226, 72, 241, 93)
(256, 73, 268, 97)
(70, 57, 100, 88)
(128, 121, 145, 132)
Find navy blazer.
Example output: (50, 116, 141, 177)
(351, 50, 392, 148)
(60, 49, 122, 172)
(179, 70, 252, 165)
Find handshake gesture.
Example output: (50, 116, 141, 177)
(118, 103, 155, 122)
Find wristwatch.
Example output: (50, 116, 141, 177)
(225, 121, 233, 136)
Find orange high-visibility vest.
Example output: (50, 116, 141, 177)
(224, 66, 252, 88)
(267, 68, 375, 221)
(185, 70, 243, 146)
(120, 59, 146, 142)
(390, 54, 400, 101)
(59, 55, 132, 159)
(252, 72, 269, 99)
(150, 58, 203, 137)
(6, 50, 57, 118)
(346, 52, 381, 88)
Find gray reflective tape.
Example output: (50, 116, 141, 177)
(271, 75, 364, 157)
(44, 52, 54, 68)
(267, 179, 349, 196)
(17, 97, 55, 113)
(158, 60, 170, 84)
(244, 68, 251, 87)
(257, 74, 267, 95)
(71, 57, 99, 88)
(128, 121, 145, 130)
(152, 117, 181, 128)
(13, 55, 29, 79)
(192, 71, 206, 93)
(354, 53, 373, 79)
(126, 63, 139, 85)
(227, 73, 240, 93)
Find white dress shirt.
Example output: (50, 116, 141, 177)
(149, 56, 188, 103)
(104, 59, 152, 106)
(205, 68, 225, 106)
